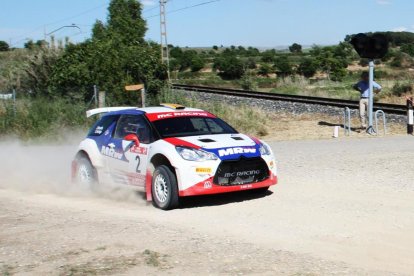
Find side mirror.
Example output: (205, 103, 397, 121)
(124, 133, 140, 147)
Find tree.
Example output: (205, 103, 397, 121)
(190, 55, 205, 72)
(273, 56, 293, 77)
(246, 47, 260, 56)
(24, 40, 36, 50)
(245, 57, 257, 69)
(24, 40, 48, 50)
(213, 55, 245, 79)
(107, 0, 147, 45)
(92, 20, 107, 41)
(258, 63, 273, 77)
(0, 41, 9, 51)
(289, 43, 302, 54)
(346, 31, 414, 47)
(308, 45, 350, 81)
(240, 71, 257, 90)
(169, 46, 183, 59)
(237, 46, 246, 54)
(261, 49, 276, 63)
(24, 47, 62, 96)
(401, 43, 414, 57)
(297, 57, 318, 78)
(49, 0, 166, 103)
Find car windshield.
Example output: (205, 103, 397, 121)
(152, 116, 238, 138)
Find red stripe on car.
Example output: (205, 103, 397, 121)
(179, 172, 278, 197)
(163, 137, 201, 149)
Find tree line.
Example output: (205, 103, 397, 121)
(168, 31, 414, 83)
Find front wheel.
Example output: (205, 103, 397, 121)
(151, 165, 179, 210)
(75, 156, 98, 191)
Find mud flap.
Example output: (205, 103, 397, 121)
(145, 170, 152, 201)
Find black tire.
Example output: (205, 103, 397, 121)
(151, 165, 179, 210)
(75, 156, 98, 191)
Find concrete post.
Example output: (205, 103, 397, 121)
(407, 97, 413, 135)
(93, 85, 98, 108)
(99, 91, 105, 108)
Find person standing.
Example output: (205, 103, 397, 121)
(352, 71, 382, 129)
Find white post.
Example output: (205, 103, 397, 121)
(367, 60, 375, 134)
(12, 89, 16, 116)
(93, 85, 98, 108)
(99, 91, 105, 108)
(407, 97, 414, 135)
(141, 87, 146, 108)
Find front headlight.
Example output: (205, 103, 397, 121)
(259, 142, 272, 156)
(176, 146, 218, 161)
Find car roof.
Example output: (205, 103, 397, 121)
(139, 106, 205, 114)
(87, 105, 210, 118)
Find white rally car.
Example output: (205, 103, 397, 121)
(72, 104, 278, 210)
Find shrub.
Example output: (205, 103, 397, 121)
(391, 81, 412, 96)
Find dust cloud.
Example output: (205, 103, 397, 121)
(0, 132, 145, 204)
(0, 140, 74, 191)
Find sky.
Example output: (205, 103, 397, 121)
(1, 0, 414, 49)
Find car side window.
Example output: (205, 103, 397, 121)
(88, 115, 119, 136)
(114, 114, 152, 144)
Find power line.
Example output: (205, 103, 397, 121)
(9, 2, 108, 47)
(168, 0, 220, 14)
(145, 0, 220, 19)
(43, 2, 108, 28)
(8, 0, 220, 47)
(142, 4, 160, 14)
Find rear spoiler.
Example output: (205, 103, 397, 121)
(86, 107, 135, 118)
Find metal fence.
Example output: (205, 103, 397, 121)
(0, 89, 16, 116)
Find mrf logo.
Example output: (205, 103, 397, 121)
(218, 147, 256, 157)
(101, 145, 123, 160)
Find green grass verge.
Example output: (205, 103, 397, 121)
(0, 97, 91, 141)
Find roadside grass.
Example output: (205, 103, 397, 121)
(0, 97, 90, 141)
(58, 250, 170, 275)
(0, 264, 15, 276)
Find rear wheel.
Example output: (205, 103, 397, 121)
(75, 156, 98, 191)
(151, 165, 179, 210)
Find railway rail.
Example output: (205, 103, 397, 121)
(171, 84, 407, 115)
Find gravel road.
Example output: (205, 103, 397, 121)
(1, 135, 414, 275)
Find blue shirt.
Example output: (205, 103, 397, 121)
(354, 80, 381, 98)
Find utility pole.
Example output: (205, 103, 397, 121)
(160, 0, 171, 82)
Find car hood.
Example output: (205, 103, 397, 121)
(165, 133, 262, 160)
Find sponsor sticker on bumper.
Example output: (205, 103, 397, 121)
(195, 167, 212, 174)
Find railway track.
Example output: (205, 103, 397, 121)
(171, 84, 407, 115)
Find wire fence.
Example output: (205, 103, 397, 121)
(0, 89, 16, 116)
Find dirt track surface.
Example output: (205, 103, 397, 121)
(1, 135, 414, 275)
